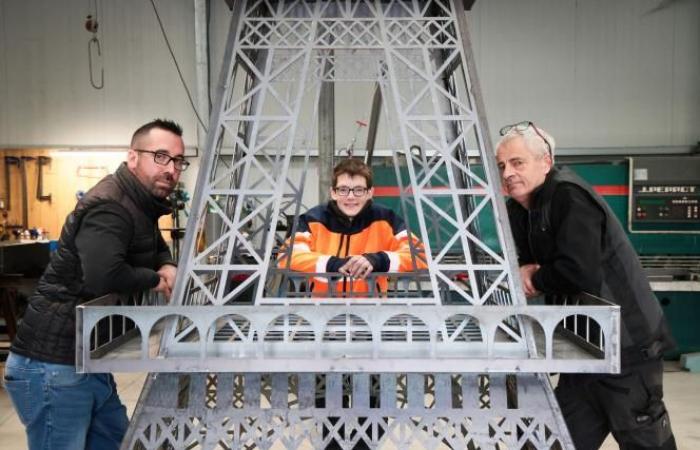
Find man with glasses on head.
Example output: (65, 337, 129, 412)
(496, 121, 676, 450)
(282, 158, 425, 296)
(4, 119, 189, 450)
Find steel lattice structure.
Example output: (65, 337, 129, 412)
(123, 372, 569, 450)
(74, 1, 621, 448)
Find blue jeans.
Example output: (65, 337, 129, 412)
(3, 352, 129, 450)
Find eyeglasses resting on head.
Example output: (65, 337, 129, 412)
(499, 121, 552, 159)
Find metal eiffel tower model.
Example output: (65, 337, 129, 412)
(78, 1, 621, 448)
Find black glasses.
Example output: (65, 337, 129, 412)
(334, 186, 368, 197)
(133, 149, 190, 171)
(499, 121, 552, 158)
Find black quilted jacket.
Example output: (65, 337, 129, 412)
(11, 163, 174, 364)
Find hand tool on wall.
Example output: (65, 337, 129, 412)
(19, 156, 35, 229)
(3, 156, 19, 212)
(36, 156, 52, 202)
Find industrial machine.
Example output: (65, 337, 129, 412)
(570, 157, 699, 358)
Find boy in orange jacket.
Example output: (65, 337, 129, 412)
(280, 158, 426, 295)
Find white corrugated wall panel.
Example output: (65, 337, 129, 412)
(0, 0, 698, 150)
(0, 0, 198, 148)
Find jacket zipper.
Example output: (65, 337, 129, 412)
(153, 225, 160, 268)
(527, 210, 539, 264)
(344, 233, 351, 257)
(335, 234, 345, 257)
(343, 233, 352, 294)
(333, 215, 355, 295)
(335, 234, 347, 294)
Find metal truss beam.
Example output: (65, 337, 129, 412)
(79, 2, 618, 449)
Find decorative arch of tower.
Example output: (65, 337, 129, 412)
(77, 2, 620, 449)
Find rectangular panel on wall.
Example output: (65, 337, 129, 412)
(629, 156, 700, 233)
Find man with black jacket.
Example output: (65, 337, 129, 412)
(496, 121, 676, 450)
(3, 119, 188, 450)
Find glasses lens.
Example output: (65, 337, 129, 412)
(514, 121, 532, 132)
(173, 159, 189, 171)
(352, 187, 367, 197)
(499, 124, 513, 136)
(500, 121, 534, 136)
(336, 187, 350, 196)
(153, 152, 170, 165)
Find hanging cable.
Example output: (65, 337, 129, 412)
(206, 0, 213, 109)
(85, 0, 103, 89)
(149, 0, 208, 132)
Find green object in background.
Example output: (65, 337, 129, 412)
(374, 160, 699, 256)
(656, 291, 700, 358)
(555, 163, 700, 360)
(372, 165, 501, 253)
(563, 162, 700, 255)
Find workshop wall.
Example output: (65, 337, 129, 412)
(468, 0, 700, 150)
(0, 0, 198, 148)
(1, 0, 698, 152)
(0, 150, 172, 240)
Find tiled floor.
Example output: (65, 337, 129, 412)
(1, 363, 699, 449)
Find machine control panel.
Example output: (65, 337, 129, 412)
(633, 185, 699, 221)
(629, 157, 700, 231)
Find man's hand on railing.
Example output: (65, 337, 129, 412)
(155, 264, 177, 300)
(153, 276, 172, 300)
(519, 263, 541, 298)
(158, 264, 177, 290)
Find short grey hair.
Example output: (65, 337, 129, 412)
(495, 125, 556, 162)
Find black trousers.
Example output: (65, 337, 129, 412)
(555, 359, 676, 450)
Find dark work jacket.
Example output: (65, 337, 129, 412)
(507, 167, 675, 367)
(11, 163, 175, 364)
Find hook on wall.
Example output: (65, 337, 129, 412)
(88, 35, 104, 90)
(85, 9, 103, 90)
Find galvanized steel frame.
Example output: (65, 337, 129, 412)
(78, 0, 619, 375)
(78, 294, 620, 373)
(69, 1, 623, 448)
(124, 372, 571, 449)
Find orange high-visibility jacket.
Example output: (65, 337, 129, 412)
(279, 201, 426, 294)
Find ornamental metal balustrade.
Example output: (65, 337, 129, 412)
(77, 288, 619, 374)
(73, 1, 621, 448)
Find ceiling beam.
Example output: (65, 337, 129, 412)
(223, 0, 477, 11)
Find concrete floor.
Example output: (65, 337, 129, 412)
(1, 362, 698, 449)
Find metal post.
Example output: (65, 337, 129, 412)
(318, 54, 335, 203)
(193, 0, 211, 151)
